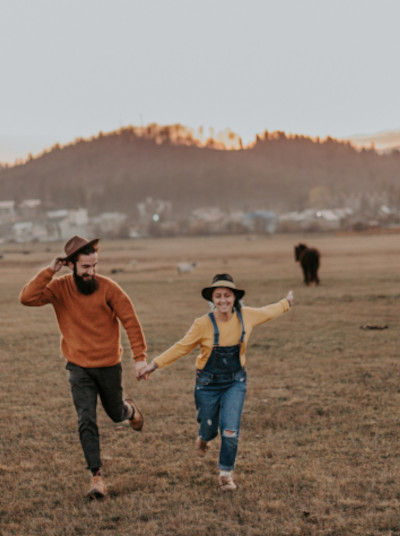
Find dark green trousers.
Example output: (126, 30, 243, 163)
(66, 361, 129, 470)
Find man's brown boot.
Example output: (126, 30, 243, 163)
(125, 398, 144, 431)
(87, 474, 107, 499)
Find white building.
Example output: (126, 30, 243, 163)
(46, 208, 89, 240)
(91, 212, 127, 235)
(0, 201, 16, 223)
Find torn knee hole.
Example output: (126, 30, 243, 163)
(223, 430, 237, 438)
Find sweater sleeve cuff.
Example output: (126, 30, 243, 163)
(153, 356, 164, 369)
(133, 353, 146, 362)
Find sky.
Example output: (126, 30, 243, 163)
(1, 0, 400, 163)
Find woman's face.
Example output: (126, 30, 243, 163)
(212, 287, 235, 315)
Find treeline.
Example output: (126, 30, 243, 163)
(1, 124, 400, 216)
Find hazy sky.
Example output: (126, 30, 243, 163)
(1, 0, 399, 162)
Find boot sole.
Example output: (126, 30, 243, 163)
(219, 484, 237, 491)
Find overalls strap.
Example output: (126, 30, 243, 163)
(208, 312, 220, 346)
(208, 310, 246, 347)
(236, 308, 246, 343)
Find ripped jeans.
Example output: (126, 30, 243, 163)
(194, 368, 247, 471)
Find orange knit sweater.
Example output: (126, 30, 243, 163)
(19, 267, 147, 368)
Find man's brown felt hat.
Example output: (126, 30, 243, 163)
(60, 235, 99, 262)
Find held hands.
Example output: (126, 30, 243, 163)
(286, 290, 294, 307)
(134, 360, 149, 381)
(136, 361, 158, 381)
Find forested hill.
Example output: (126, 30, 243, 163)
(1, 125, 400, 216)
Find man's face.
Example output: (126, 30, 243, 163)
(69, 252, 99, 295)
(74, 252, 98, 279)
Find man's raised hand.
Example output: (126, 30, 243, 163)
(49, 257, 66, 272)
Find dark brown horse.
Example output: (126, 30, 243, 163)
(294, 243, 320, 285)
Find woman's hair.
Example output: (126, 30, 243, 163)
(233, 297, 242, 311)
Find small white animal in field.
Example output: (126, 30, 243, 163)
(177, 261, 198, 274)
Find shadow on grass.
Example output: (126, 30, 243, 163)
(107, 477, 148, 497)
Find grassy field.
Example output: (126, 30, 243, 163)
(1, 232, 399, 536)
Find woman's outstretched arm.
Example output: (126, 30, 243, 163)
(244, 290, 294, 327)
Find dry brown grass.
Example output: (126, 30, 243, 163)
(1, 233, 400, 536)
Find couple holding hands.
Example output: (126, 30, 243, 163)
(19, 235, 293, 498)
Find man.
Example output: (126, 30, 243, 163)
(19, 235, 148, 499)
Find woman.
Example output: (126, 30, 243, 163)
(139, 273, 293, 491)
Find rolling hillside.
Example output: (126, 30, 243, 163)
(1, 125, 400, 216)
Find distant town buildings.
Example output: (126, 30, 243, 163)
(0, 193, 399, 244)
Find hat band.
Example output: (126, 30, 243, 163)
(210, 280, 237, 290)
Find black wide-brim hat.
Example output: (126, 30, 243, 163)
(201, 273, 245, 302)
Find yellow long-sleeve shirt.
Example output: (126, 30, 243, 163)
(154, 299, 290, 370)
(19, 267, 147, 368)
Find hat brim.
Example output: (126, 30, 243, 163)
(201, 286, 245, 302)
(61, 238, 100, 262)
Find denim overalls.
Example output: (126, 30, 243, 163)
(194, 309, 247, 471)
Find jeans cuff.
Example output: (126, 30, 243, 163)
(218, 463, 234, 471)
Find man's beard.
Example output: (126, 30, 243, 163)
(73, 266, 99, 295)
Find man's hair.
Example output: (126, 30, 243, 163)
(69, 245, 97, 265)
